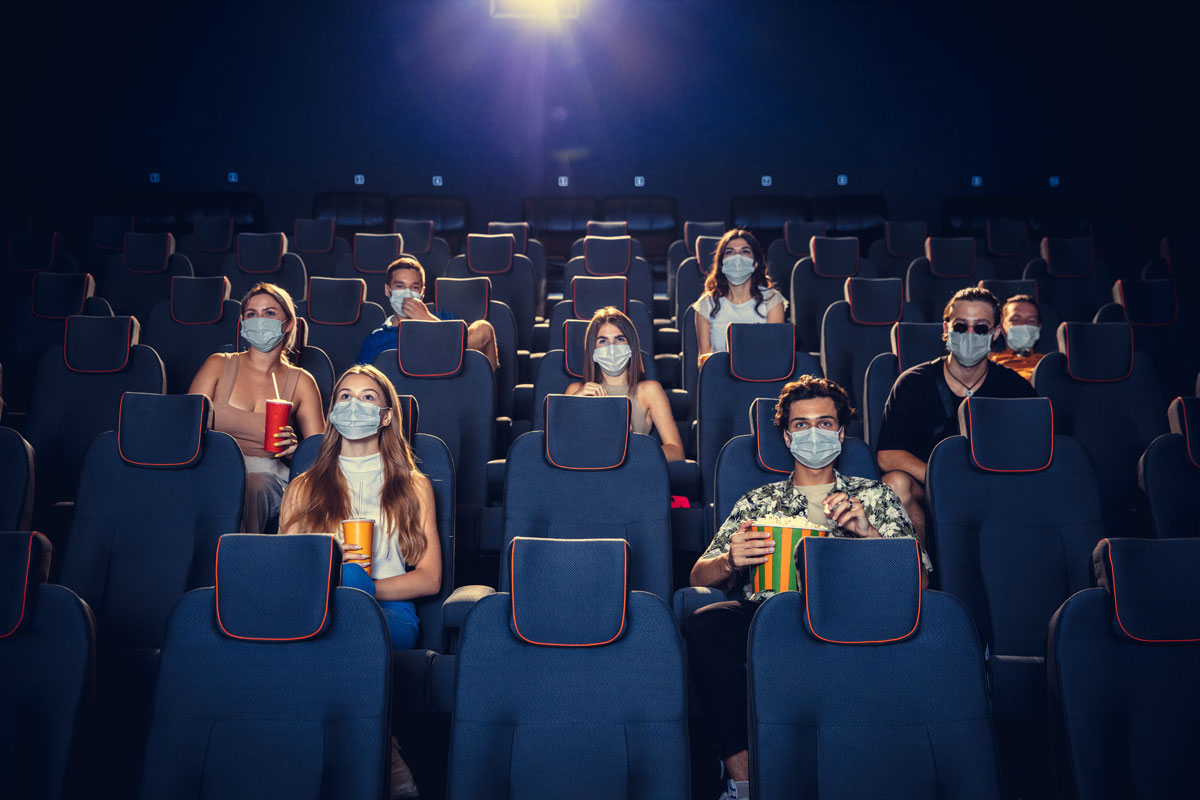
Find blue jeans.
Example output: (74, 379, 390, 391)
(341, 563, 420, 650)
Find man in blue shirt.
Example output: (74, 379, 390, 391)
(356, 256, 499, 369)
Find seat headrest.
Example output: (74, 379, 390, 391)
(583, 235, 633, 276)
(306, 277, 365, 325)
(979, 278, 1038, 305)
(1114, 279, 1178, 327)
(809, 236, 860, 277)
(193, 216, 235, 252)
(396, 394, 419, 443)
(958, 396, 1054, 473)
(8, 231, 58, 271)
(0, 532, 53, 639)
(170, 276, 232, 324)
(1093, 538, 1200, 643)
(31, 272, 94, 319)
(685, 221, 724, 255)
(563, 318, 588, 378)
(118, 392, 212, 469)
(486, 222, 529, 253)
(892, 322, 945, 372)
(925, 237, 977, 278)
(94, 214, 132, 251)
(396, 319, 467, 378)
(1058, 322, 1134, 383)
(845, 277, 904, 325)
(544, 394, 630, 470)
(292, 218, 336, 254)
(695, 235, 721, 271)
(509, 537, 628, 647)
(749, 397, 792, 473)
(1167, 397, 1199, 470)
(784, 221, 827, 257)
(587, 220, 627, 236)
(434, 277, 490, 322)
(728, 323, 796, 382)
(215, 534, 340, 642)
(884, 221, 926, 258)
(572, 275, 627, 319)
(236, 233, 286, 274)
(465, 233, 515, 275)
(123, 232, 175, 274)
(65, 315, 139, 373)
(1041, 237, 1093, 278)
(985, 219, 1028, 257)
(393, 219, 435, 254)
(801, 537, 923, 645)
(353, 233, 402, 274)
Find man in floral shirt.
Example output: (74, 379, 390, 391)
(684, 376, 929, 800)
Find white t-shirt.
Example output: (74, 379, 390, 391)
(339, 452, 408, 580)
(693, 288, 786, 353)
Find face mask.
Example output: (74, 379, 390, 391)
(1005, 324, 1040, 352)
(593, 343, 633, 377)
(389, 288, 421, 318)
(241, 316, 285, 353)
(721, 254, 756, 286)
(329, 398, 384, 441)
(946, 330, 993, 367)
(786, 427, 842, 469)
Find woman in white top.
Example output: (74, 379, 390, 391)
(279, 364, 440, 650)
(692, 228, 786, 368)
(565, 306, 685, 462)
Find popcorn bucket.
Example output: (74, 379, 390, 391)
(751, 523, 830, 593)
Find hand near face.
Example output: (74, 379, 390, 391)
(822, 491, 878, 538)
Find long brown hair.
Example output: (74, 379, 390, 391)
(280, 365, 428, 566)
(582, 306, 644, 388)
(239, 282, 299, 364)
(703, 228, 771, 318)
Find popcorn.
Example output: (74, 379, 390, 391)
(753, 514, 830, 532)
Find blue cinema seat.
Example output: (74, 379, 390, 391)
(219, 232, 308, 303)
(487, 221, 547, 318)
(99, 232, 193, 323)
(790, 236, 878, 354)
(289, 217, 350, 279)
(766, 220, 827, 288)
(564, 234, 654, 312)
(394, 218, 453, 282)
(446, 233, 535, 351)
(975, 219, 1037, 279)
(866, 220, 927, 280)
(177, 216, 236, 278)
(297, 276, 387, 375)
(333, 232, 402, 309)
(1023, 236, 1111, 322)
(142, 275, 242, 394)
(905, 236, 995, 323)
(433, 276, 519, 418)
(1138, 396, 1200, 538)
(862, 321, 947, 450)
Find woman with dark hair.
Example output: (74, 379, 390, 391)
(692, 228, 786, 367)
(189, 282, 324, 532)
(566, 306, 684, 462)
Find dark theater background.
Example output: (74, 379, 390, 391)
(2, 2, 1197, 800)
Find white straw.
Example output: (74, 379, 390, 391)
(271, 371, 280, 401)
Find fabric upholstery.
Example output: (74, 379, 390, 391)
(508, 537, 628, 646)
(117, 392, 211, 470)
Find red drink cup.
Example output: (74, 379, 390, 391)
(341, 519, 375, 575)
(264, 399, 293, 453)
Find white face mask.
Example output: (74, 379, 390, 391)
(1005, 324, 1040, 352)
(241, 316, 285, 352)
(329, 398, 383, 440)
(388, 288, 421, 318)
(786, 427, 842, 469)
(593, 343, 633, 377)
(946, 330, 993, 368)
(721, 254, 756, 286)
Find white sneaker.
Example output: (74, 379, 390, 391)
(390, 737, 420, 799)
(718, 778, 750, 800)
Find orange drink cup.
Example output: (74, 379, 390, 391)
(751, 522, 830, 594)
(263, 399, 293, 453)
(341, 518, 375, 575)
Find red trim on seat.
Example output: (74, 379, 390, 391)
(169, 276, 230, 325)
(543, 395, 631, 470)
(728, 325, 796, 382)
(237, 233, 285, 274)
(305, 278, 364, 326)
(509, 538, 629, 647)
(1062, 323, 1135, 383)
(572, 277, 627, 319)
(30, 272, 92, 320)
(122, 232, 173, 274)
(0, 533, 34, 638)
(215, 536, 334, 642)
(466, 235, 515, 275)
(966, 396, 1055, 473)
(396, 320, 466, 378)
(8, 231, 58, 272)
(116, 393, 206, 467)
(1179, 399, 1199, 470)
(926, 238, 977, 279)
(353, 234, 401, 274)
(583, 237, 632, 276)
(193, 218, 235, 253)
(1115, 279, 1179, 327)
(63, 317, 134, 374)
(810, 239, 860, 278)
(847, 280, 904, 326)
(396, 220, 435, 254)
(434, 278, 490, 319)
(802, 537, 923, 645)
(1104, 540, 1200, 643)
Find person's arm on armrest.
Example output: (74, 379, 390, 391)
(374, 475, 442, 601)
(877, 449, 928, 486)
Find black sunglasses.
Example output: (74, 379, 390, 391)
(950, 321, 993, 335)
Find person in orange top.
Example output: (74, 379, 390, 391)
(989, 293, 1044, 382)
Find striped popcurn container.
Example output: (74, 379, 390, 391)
(751, 523, 830, 593)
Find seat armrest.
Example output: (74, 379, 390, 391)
(443, 584, 497, 648)
(667, 458, 700, 500)
(673, 586, 731, 626)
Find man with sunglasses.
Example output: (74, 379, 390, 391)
(876, 287, 1034, 542)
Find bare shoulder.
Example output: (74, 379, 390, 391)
(635, 379, 668, 402)
(565, 381, 584, 394)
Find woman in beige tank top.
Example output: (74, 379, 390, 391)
(565, 306, 684, 462)
(189, 282, 325, 532)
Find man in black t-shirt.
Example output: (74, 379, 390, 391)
(876, 287, 1035, 542)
